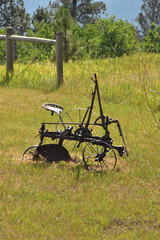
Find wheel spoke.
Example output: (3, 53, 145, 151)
(85, 149, 96, 156)
(87, 143, 97, 154)
(66, 112, 74, 124)
(102, 159, 110, 170)
(78, 109, 81, 123)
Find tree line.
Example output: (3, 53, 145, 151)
(0, 0, 160, 63)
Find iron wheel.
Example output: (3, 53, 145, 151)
(83, 143, 117, 171)
(22, 145, 43, 162)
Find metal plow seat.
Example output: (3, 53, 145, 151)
(43, 103, 63, 115)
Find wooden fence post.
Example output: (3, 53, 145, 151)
(6, 27, 13, 79)
(56, 32, 63, 87)
(1, 28, 63, 85)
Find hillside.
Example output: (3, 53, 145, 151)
(0, 54, 160, 239)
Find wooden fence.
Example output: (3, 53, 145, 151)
(0, 27, 63, 86)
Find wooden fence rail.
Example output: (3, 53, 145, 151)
(0, 27, 63, 86)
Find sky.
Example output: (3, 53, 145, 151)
(23, 0, 143, 26)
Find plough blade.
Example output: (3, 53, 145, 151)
(36, 144, 73, 163)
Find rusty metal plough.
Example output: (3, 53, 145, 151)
(23, 74, 128, 171)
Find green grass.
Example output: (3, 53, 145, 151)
(0, 53, 160, 239)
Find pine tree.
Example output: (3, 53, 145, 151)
(53, 6, 74, 62)
(32, 6, 51, 24)
(0, 0, 31, 34)
(136, 0, 160, 36)
(48, 0, 106, 25)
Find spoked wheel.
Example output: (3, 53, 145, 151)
(22, 145, 43, 162)
(56, 108, 95, 131)
(83, 143, 117, 171)
(55, 108, 98, 162)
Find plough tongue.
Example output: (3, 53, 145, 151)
(36, 144, 73, 163)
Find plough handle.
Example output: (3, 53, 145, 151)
(110, 119, 128, 156)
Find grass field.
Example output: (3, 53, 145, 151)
(0, 53, 160, 239)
